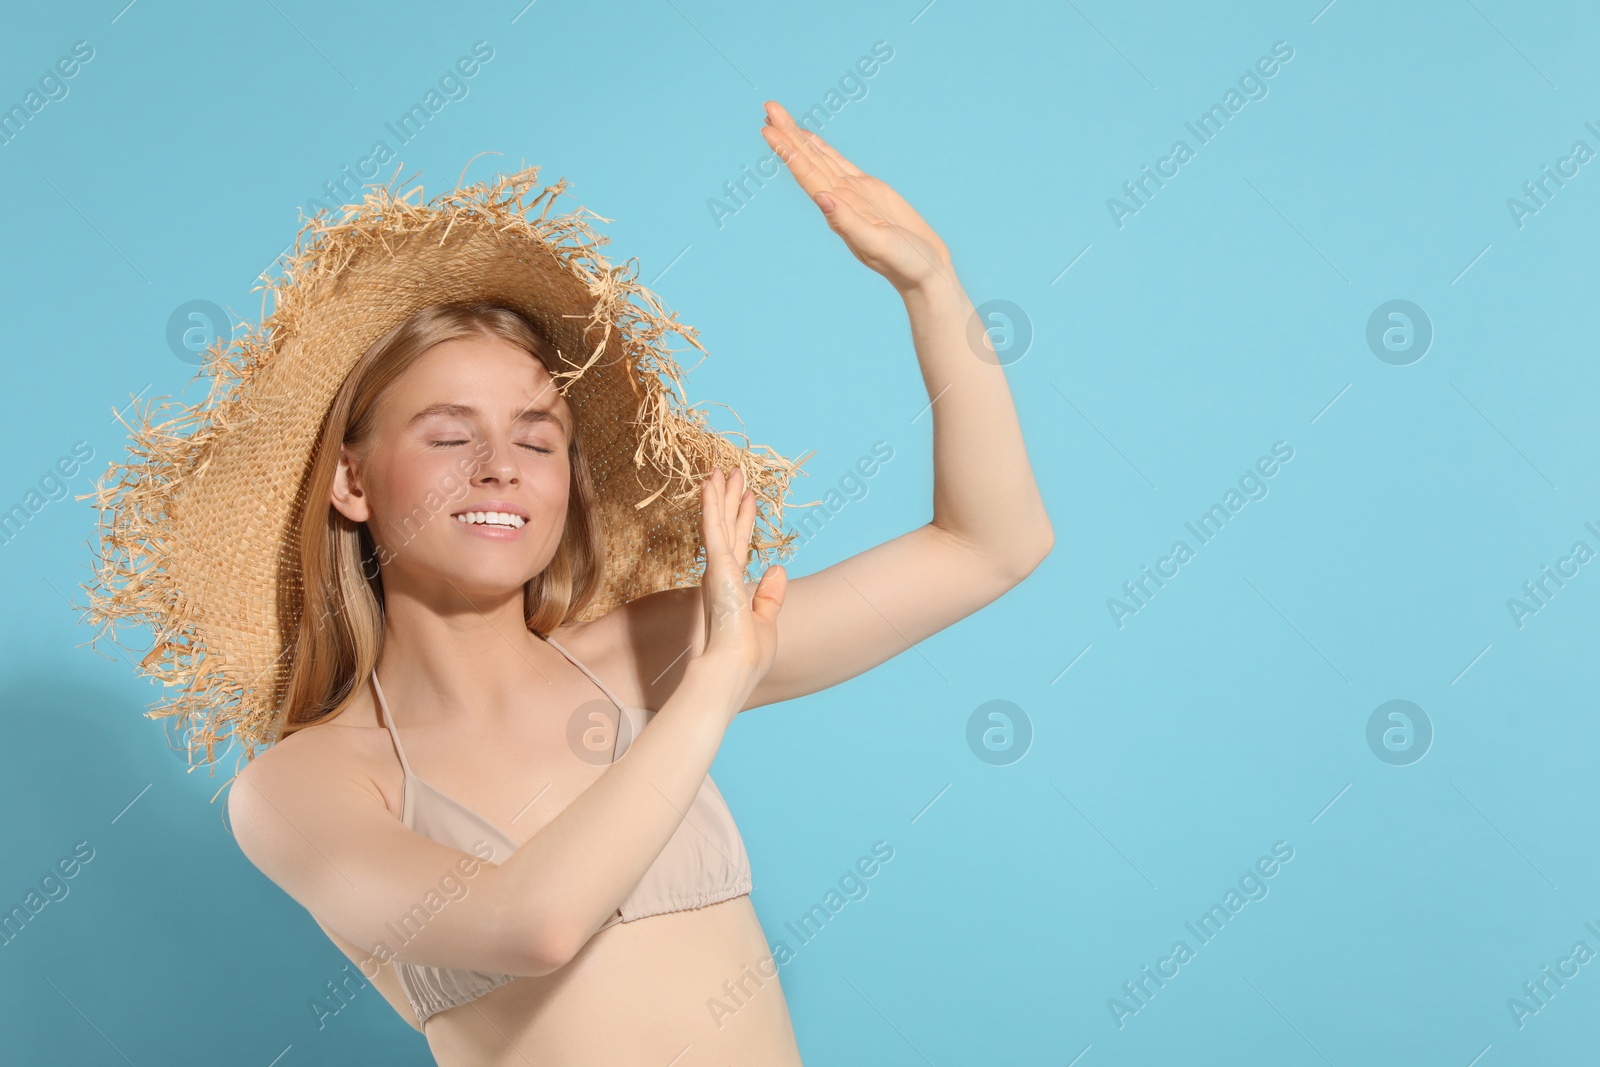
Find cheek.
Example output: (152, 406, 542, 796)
(529, 452, 571, 499)
(529, 464, 573, 533)
(391, 462, 441, 505)
(373, 454, 461, 529)
(545, 463, 572, 504)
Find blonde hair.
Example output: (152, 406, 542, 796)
(274, 303, 603, 740)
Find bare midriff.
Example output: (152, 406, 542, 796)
(321, 894, 802, 1065)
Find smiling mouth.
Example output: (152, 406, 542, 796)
(454, 511, 527, 529)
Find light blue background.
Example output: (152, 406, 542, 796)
(2, 1, 1597, 1064)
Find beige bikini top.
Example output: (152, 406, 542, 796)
(371, 634, 752, 1026)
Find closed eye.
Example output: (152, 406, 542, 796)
(432, 440, 554, 454)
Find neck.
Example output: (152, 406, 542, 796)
(372, 582, 561, 728)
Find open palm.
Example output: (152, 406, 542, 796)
(760, 100, 953, 295)
(697, 467, 785, 685)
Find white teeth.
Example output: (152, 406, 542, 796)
(456, 511, 525, 528)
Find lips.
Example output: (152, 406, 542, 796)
(451, 500, 529, 520)
(455, 510, 526, 529)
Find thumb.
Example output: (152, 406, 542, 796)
(814, 190, 866, 235)
(812, 192, 887, 267)
(751, 564, 787, 622)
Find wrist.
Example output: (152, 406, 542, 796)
(680, 654, 752, 721)
(899, 270, 967, 313)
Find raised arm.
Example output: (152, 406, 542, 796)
(620, 102, 1054, 711)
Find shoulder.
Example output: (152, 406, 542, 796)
(548, 584, 703, 711)
(228, 691, 398, 838)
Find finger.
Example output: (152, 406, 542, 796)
(815, 181, 881, 223)
(716, 479, 751, 575)
(766, 101, 855, 174)
(825, 173, 910, 227)
(766, 100, 818, 145)
(735, 487, 757, 563)
(720, 468, 746, 553)
(724, 465, 746, 516)
(751, 565, 786, 620)
(701, 473, 741, 631)
(783, 124, 848, 181)
(724, 465, 746, 510)
(813, 186, 877, 243)
(701, 470, 730, 557)
(794, 125, 863, 178)
(761, 109, 845, 193)
(705, 468, 748, 580)
(761, 123, 833, 194)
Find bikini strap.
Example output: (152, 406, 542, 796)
(543, 634, 627, 713)
(369, 670, 416, 778)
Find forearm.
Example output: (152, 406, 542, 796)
(902, 273, 1054, 569)
(496, 658, 742, 968)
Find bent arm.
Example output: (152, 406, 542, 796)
(628, 273, 1056, 711)
(229, 657, 745, 978)
(495, 657, 744, 964)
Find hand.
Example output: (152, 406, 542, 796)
(693, 466, 786, 695)
(760, 99, 953, 294)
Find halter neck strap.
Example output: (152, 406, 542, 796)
(370, 670, 416, 778)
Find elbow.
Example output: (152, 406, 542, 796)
(520, 923, 579, 977)
(518, 913, 594, 977)
(1004, 524, 1054, 583)
(518, 941, 569, 979)
(491, 870, 591, 976)
(1034, 522, 1055, 564)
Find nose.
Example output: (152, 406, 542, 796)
(468, 438, 522, 487)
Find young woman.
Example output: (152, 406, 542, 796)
(203, 101, 1050, 1064)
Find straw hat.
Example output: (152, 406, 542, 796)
(77, 159, 811, 775)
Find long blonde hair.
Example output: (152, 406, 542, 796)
(275, 303, 603, 740)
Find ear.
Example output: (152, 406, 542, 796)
(329, 444, 372, 524)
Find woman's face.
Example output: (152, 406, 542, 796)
(331, 330, 575, 606)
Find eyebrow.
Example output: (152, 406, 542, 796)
(406, 401, 568, 437)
